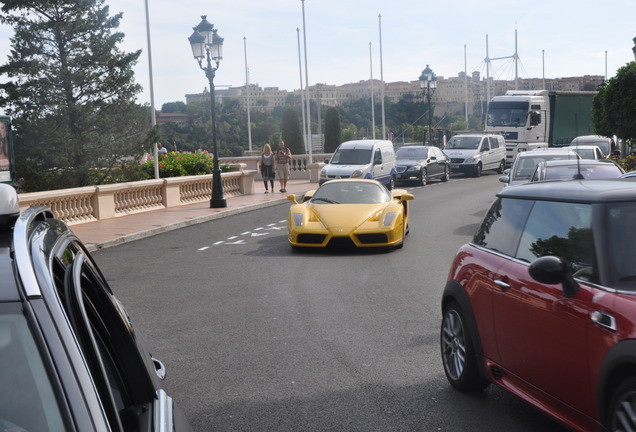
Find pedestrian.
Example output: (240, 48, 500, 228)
(274, 140, 292, 192)
(259, 144, 276, 193)
(0, 122, 9, 170)
(157, 143, 168, 155)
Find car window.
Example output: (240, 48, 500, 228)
(516, 201, 595, 281)
(489, 137, 499, 149)
(53, 241, 156, 431)
(473, 197, 533, 256)
(607, 203, 636, 290)
(447, 136, 480, 149)
(311, 182, 390, 204)
(331, 149, 372, 165)
(396, 147, 428, 160)
(480, 138, 489, 151)
(0, 304, 66, 432)
(374, 149, 382, 164)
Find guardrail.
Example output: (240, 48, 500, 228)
(17, 153, 331, 226)
(18, 165, 256, 226)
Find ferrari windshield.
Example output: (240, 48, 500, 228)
(311, 181, 391, 204)
(330, 149, 372, 165)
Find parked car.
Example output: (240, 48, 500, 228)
(0, 184, 193, 431)
(443, 134, 506, 177)
(319, 140, 397, 189)
(395, 145, 450, 185)
(570, 135, 615, 157)
(563, 144, 606, 160)
(287, 179, 413, 250)
(499, 148, 580, 187)
(440, 178, 636, 432)
(529, 159, 625, 182)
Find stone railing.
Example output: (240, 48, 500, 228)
(18, 165, 257, 226)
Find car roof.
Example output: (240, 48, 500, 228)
(498, 178, 636, 203)
(541, 159, 618, 167)
(518, 148, 579, 156)
(571, 135, 612, 142)
(563, 145, 601, 150)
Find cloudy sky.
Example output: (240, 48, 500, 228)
(2, 0, 635, 108)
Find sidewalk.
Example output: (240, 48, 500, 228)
(71, 179, 314, 251)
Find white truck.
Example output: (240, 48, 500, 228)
(484, 90, 597, 165)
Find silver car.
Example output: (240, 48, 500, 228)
(499, 148, 580, 187)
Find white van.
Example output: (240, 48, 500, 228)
(443, 134, 506, 177)
(319, 140, 397, 189)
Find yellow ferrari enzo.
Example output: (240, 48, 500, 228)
(287, 179, 414, 250)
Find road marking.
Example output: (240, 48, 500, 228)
(199, 220, 286, 250)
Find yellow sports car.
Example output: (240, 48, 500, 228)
(287, 179, 414, 249)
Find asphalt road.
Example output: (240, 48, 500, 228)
(93, 172, 569, 432)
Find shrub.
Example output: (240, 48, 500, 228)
(140, 151, 214, 178)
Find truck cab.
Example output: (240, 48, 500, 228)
(485, 90, 550, 165)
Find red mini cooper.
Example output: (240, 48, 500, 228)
(440, 178, 636, 432)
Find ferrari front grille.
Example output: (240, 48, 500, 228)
(297, 234, 327, 244)
(327, 237, 356, 248)
(356, 233, 388, 244)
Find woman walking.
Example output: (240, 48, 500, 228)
(259, 144, 276, 193)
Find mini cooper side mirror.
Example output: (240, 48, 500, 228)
(528, 256, 580, 298)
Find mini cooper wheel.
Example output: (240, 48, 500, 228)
(608, 377, 636, 431)
(440, 301, 490, 392)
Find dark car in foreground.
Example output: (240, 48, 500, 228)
(440, 178, 636, 432)
(0, 184, 193, 431)
(395, 145, 450, 185)
(530, 159, 624, 182)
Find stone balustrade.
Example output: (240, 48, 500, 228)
(18, 164, 257, 226)
(16, 153, 331, 226)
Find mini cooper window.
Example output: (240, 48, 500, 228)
(516, 201, 595, 280)
(0, 307, 66, 431)
(473, 198, 533, 256)
(607, 203, 636, 290)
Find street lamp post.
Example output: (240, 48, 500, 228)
(189, 16, 227, 208)
(419, 65, 437, 146)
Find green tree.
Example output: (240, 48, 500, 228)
(593, 62, 636, 146)
(323, 107, 341, 152)
(281, 107, 305, 154)
(0, 0, 149, 190)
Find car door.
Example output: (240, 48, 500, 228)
(491, 200, 596, 415)
(371, 147, 385, 182)
(429, 147, 443, 177)
(61, 240, 193, 431)
(479, 137, 493, 169)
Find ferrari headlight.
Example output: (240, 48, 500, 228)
(293, 213, 304, 226)
(383, 212, 397, 226)
(351, 169, 363, 178)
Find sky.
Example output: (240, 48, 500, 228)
(1, 0, 635, 108)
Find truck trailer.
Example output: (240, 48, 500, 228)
(484, 90, 597, 165)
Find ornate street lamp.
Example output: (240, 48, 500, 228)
(189, 16, 226, 208)
(419, 65, 437, 146)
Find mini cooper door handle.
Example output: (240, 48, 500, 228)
(494, 279, 511, 290)
(591, 311, 616, 332)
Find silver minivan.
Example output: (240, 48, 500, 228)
(443, 134, 506, 177)
(320, 140, 397, 189)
